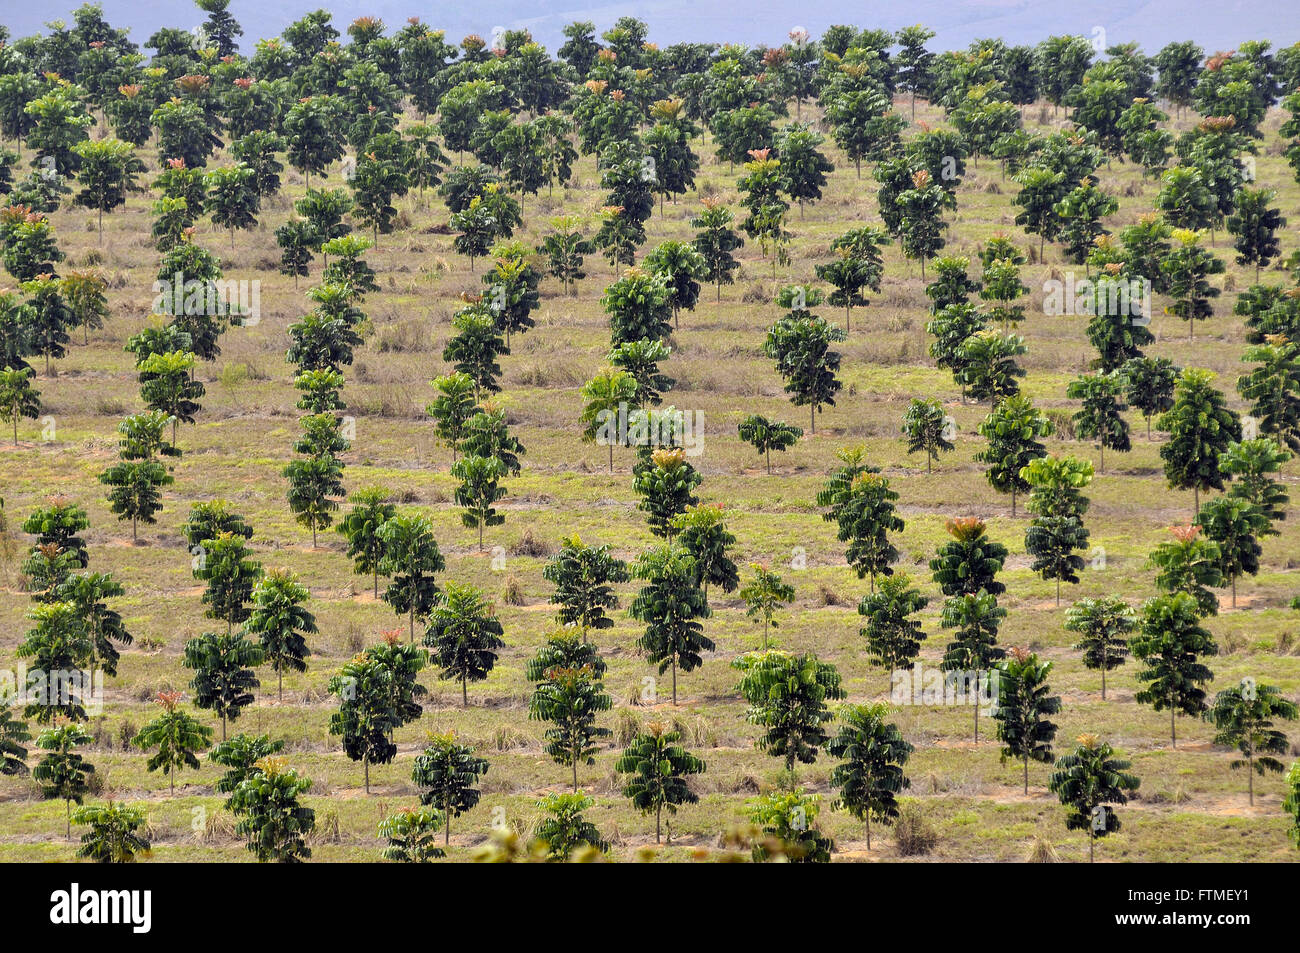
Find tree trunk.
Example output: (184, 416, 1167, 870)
(671, 658, 677, 705)
(462, 675, 468, 707)
(656, 804, 662, 843)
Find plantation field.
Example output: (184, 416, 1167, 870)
(2, 80, 1300, 863)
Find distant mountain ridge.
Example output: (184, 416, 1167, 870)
(4, 0, 1296, 55)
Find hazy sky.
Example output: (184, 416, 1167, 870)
(4, 0, 1297, 55)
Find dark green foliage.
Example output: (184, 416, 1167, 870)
(0, 704, 30, 776)
(632, 448, 702, 539)
(529, 656, 611, 791)
(1195, 496, 1268, 608)
(858, 573, 927, 675)
(132, 695, 213, 797)
(1048, 736, 1139, 861)
(939, 591, 1007, 741)
(228, 759, 316, 863)
(411, 732, 489, 845)
(71, 802, 151, 863)
(533, 792, 608, 860)
(1158, 368, 1241, 513)
(1208, 681, 1299, 805)
(210, 734, 285, 809)
(378, 514, 445, 641)
(1131, 593, 1219, 746)
(615, 724, 704, 843)
(827, 702, 912, 850)
(243, 569, 315, 701)
(930, 517, 1008, 598)
(183, 630, 262, 741)
(1237, 339, 1300, 453)
(630, 545, 713, 705)
(1067, 372, 1131, 471)
(734, 650, 845, 771)
(542, 535, 629, 634)
(737, 415, 803, 473)
(33, 724, 94, 837)
(451, 454, 507, 552)
(193, 532, 261, 634)
(425, 583, 506, 706)
(336, 487, 396, 596)
(763, 312, 845, 434)
(99, 460, 172, 541)
(1064, 598, 1133, 699)
(1227, 187, 1285, 281)
(1022, 455, 1094, 604)
(22, 500, 90, 568)
(1122, 356, 1178, 438)
(1221, 438, 1291, 533)
(992, 650, 1061, 793)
